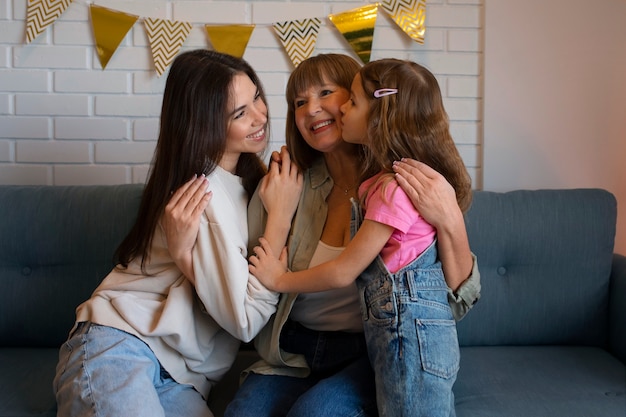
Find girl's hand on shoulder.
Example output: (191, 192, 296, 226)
(259, 146, 303, 219)
(392, 158, 462, 229)
(248, 237, 288, 291)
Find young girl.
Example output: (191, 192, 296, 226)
(248, 58, 472, 417)
(53, 50, 302, 417)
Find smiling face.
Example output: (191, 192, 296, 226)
(339, 73, 370, 146)
(220, 73, 268, 173)
(293, 79, 351, 153)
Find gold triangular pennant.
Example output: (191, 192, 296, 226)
(144, 18, 192, 77)
(90, 5, 139, 69)
(380, 0, 426, 44)
(25, 0, 73, 44)
(328, 4, 378, 64)
(273, 18, 321, 68)
(205, 25, 255, 58)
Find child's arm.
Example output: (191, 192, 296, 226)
(249, 219, 393, 293)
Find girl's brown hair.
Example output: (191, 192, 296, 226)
(358, 58, 472, 212)
(115, 50, 268, 270)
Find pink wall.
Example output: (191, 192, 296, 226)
(483, 0, 626, 254)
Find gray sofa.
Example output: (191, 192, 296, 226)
(1, 184, 624, 417)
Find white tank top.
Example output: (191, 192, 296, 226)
(290, 241, 363, 332)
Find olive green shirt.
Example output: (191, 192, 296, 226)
(246, 157, 481, 378)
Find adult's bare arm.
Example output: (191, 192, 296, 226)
(393, 159, 473, 291)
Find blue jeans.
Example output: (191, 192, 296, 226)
(358, 241, 460, 417)
(53, 322, 212, 417)
(225, 321, 377, 417)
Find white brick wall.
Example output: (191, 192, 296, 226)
(0, 0, 483, 186)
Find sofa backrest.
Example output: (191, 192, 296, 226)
(0, 184, 144, 348)
(457, 188, 617, 348)
(1, 185, 617, 350)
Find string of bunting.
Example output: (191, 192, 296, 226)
(25, 0, 427, 76)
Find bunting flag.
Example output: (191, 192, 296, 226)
(23, 1, 429, 75)
(273, 18, 321, 68)
(328, 4, 378, 64)
(205, 24, 255, 58)
(380, 0, 426, 44)
(144, 18, 192, 76)
(90, 5, 139, 69)
(25, 0, 73, 44)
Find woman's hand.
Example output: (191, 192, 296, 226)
(393, 158, 473, 291)
(162, 175, 211, 284)
(259, 146, 303, 218)
(257, 146, 303, 257)
(392, 159, 461, 229)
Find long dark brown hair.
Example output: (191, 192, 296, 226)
(115, 49, 268, 270)
(285, 53, 365, 170)
(358, 58, 472, 212)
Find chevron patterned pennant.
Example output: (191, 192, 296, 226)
(273, 18, 321, 68)
(22, 2, 429, 75)
(380, 0, 426, 44)
(144, 18, 192, 76)
(25, 0, 73, 44)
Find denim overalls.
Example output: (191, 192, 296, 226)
(350, 199, 460, 417)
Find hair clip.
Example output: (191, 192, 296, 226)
(373, 88, 398, 98)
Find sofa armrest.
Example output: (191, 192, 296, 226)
(609, 253, 626, 364)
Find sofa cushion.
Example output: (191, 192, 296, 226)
(454, 346, 626, 417)
(0, 348, 57, 417)
(0, 185, 143, 347)
(458, 189, 617, 347)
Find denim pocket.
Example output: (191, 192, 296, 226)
(415, 289, 455, 315)
(364, 289, 397, 325)
(415, 319, 460, 379)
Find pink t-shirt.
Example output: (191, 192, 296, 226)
(360, 173, 436, 273)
